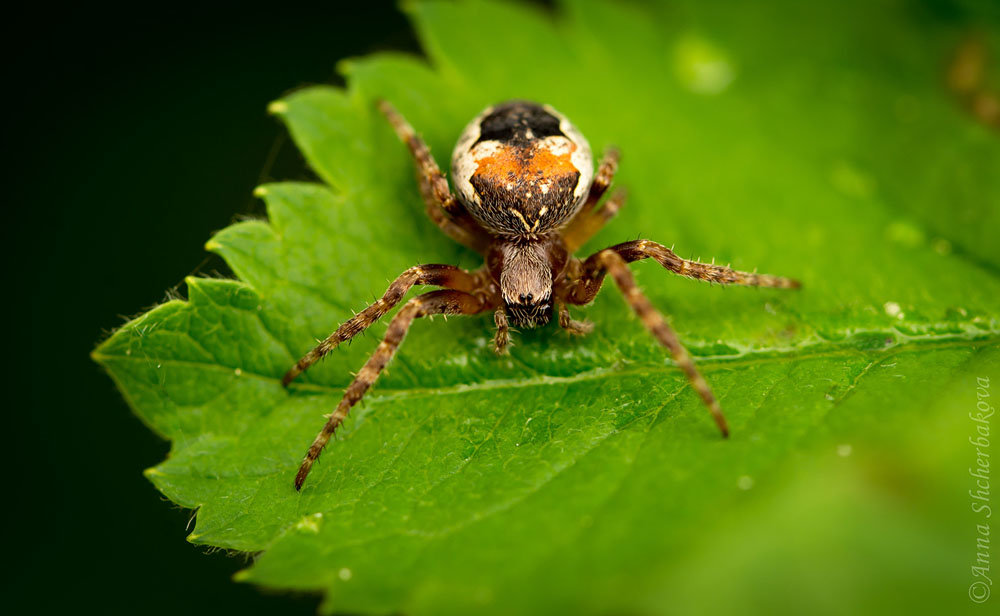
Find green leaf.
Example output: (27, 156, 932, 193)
(93, 1, 1000, 614)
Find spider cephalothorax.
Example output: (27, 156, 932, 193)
(284, 100, 801, 490)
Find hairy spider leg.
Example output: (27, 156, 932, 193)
(378, 100, 492, 252)
(562, 242, 800, 435)
(583, 147, 620, 207)
(562, 188, 627, 253)
(563, 249, 730, 437)
(282, 264, 483, 387)
(561, 147, 624, 251)
(600, 240, 802, 288)
(493, 305, 511, 354)
(557, 301, 594, 336)
(295, 289, 491, 490)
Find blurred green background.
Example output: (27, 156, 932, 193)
(10, 1, 1000, 614)
(10, 4, 416, 614)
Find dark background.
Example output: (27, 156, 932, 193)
(9, 5, 421, 614)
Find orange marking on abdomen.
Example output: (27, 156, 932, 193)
(475, 142, 577, 182)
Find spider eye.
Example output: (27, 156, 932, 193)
(519, 293, 534, 303)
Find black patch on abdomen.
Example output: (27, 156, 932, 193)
(475, 101, 565, 147)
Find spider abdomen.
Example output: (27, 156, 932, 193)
(452, 100, 594, 237)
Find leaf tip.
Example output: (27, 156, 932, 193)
(89, 347, 106, 365)
(252, 185, 269, 198)
(267, 100, 289, 116)
(398, 0, 417, 16)
(232, 569, 251, 583)
(335, 58, 355, 78)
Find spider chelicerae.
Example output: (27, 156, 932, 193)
(285, 99, 800, 490)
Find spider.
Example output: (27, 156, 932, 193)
(285, 99, 800, 490)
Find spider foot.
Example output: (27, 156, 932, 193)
(562, 319, 594, 336)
